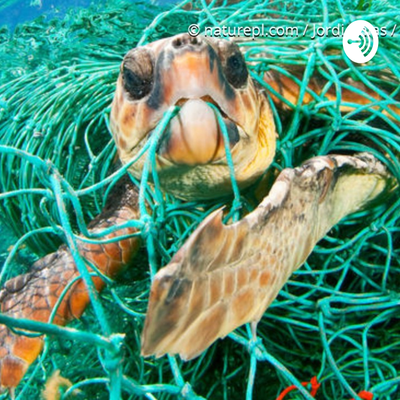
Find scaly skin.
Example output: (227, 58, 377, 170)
(141, 153, 394, 359)
(0, 33, 398, 393)
(0, 178, 140, 391)
(110, 34, 277, 200)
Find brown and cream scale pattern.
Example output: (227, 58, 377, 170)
(0, 180, 141, 391)
(0, 32, 398, 395)
(141, 153, 393, 360)
(110, 35, 278, 200)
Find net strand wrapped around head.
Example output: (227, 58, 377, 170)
(0, 0, 399, 399)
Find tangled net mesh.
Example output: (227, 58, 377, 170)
(0, 0, 399, 399)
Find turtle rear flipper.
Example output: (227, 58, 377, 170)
(0, 177, 141, 392)
(141, 153, 395, 360)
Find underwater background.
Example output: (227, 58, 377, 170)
(0, 0, 399, 399)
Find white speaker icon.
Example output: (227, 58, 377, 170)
(343, 20, 379, 63)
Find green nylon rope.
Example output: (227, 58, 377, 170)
(0, 0, 399, 399)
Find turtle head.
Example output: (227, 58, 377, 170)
(110, 33, 276, 200)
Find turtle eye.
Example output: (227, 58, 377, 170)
(225, 52, 248, 88)
(218, 42, 248, 89)
(122, 47, 154, 100)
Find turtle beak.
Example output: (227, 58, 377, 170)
(111, 34, 276, 200)
(156, 98, 240, 166)
(145, 34, 243, 166)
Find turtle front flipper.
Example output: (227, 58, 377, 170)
(263, 65, 400, 120)
(141, 153, 394, 360)
(0, 177, 140, 393)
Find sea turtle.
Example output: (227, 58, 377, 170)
(0, 33, 397, 394)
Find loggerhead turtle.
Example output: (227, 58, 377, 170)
(0, 33, 397, 393)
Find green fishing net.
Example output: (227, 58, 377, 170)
(0, 0, 399, 399)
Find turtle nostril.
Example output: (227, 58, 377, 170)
(172, 35, 190, 49)
(171, 34, 203, 50)
(190, 36, 201, 46)
(173, 38, 183, 48)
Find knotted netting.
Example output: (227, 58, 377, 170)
(0, 0, 399, 399)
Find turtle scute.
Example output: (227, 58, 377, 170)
(141, 153, 394, 360)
